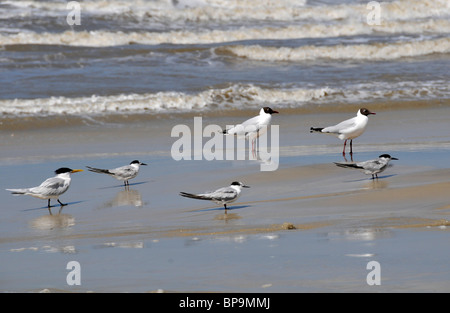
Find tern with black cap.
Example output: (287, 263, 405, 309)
(180, 181, 250, 211)
(6, 167, 83, 209)
(334, 154, 398, 179)
(86, 160, 147, 187)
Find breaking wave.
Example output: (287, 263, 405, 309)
(220, 37, 450, 62)
(1, 0, 449, 47)
(1, 81, 448, 118)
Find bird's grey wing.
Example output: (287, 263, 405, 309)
(207, 187, 238, 201)
(356, 159, 381, 170)
(225, 116, 260, 135)
(29, 177, 67, 196)
(110, 165, 136, 178)
(323, 117, 357, 134)
(362, 159, 388, 172)
(240, 115, 261, 127)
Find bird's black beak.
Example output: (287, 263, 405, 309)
(391, 157, 398, 160)
(243, 185, 250, 188)
(141, 163, 147, 166)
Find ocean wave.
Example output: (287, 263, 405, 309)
(220, 37, 450, 62)
(1, 18, 449, 47)
(0, 85, 322, 116)
(1, 81, 448, 118)
(3, 0, 447, 23)
(1, 0, 449, 47)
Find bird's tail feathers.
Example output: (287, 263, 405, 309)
(334, 162, 362, 169)
(180, 192, 211, 201)
(310, 127, 324, 133)
(6, 188, 28, 195)
(86, 166, 111, 175)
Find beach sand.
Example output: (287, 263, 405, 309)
(1, 104, 449, 292)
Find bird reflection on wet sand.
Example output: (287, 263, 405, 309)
(99, 188, 144, 209)
(30, 212, 75, 230)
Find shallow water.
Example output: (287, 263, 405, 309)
(2, 221, 449, 292)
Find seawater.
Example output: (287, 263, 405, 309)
(0, 0, 449, 125)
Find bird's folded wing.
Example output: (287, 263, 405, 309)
(226, 116, 262, 135)
(39, 177, 65, 189)
(110, 166, 134, 176)
(323, 118, 356, 134)
(208, 188, 237, 201)
(358, 160, 383, 171)
(28, 177, 66, 196)
(240, 116, 261, 127)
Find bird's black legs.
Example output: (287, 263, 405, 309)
(224, 204, 228, 214)
(47, 199, 65, 215)
(47, 199, 53, 215)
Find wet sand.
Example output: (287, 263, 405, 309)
(1, 105, 450, 292)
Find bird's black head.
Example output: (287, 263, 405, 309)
(130, 160, 147, 165)
(55, 167, 83, 174)
(360, 108, 376, 116)
(55, 167, 73, 174)
(263, 107, 279, 115)
(379, 154, 398, 160)
(231, 181, 250, 188)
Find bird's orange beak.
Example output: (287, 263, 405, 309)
(71, 169, 84, 173)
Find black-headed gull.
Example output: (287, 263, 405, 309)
(6, 167, 83, 209)
(180, 181, 250, 211)
(223, 107, 279, 151)
(334, 154, 398, 179)
(310, 108, 375, 156)
(86, 160, 147, 187)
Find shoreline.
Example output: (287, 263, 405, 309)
(1, 98, 448, 132)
